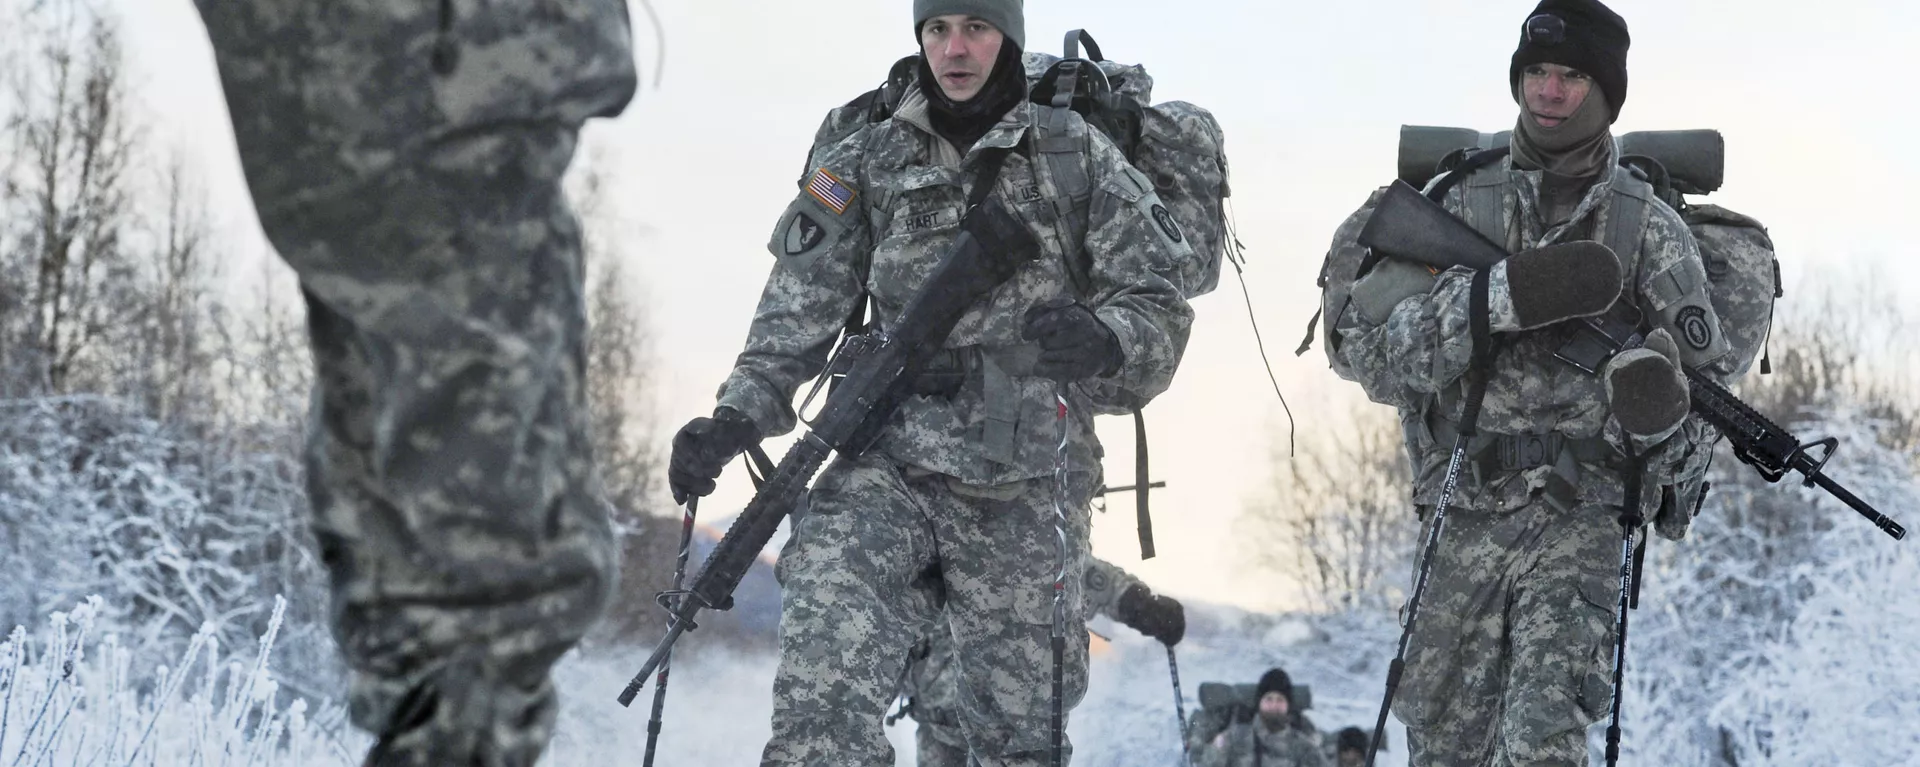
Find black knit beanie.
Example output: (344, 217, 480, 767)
(1509, 0, 1630, 122)
(913, 0, 1025, 51)
(1256, 668, 1293, 704)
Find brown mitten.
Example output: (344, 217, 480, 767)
(1493, 240, 1623, 331)
(1605, 328, 1690, 439)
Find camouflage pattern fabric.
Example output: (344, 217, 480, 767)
(1193, 720, 1329, 767)
(1331, 142, 1738, 516)
(1020, 52, 1233, 300)
(188, 3, 635, 765)
(1324, 139, 1746, 766)
(1683, 203, 1776, 380)
(765, 452, 1097, 766)
(737, 71, 1189, 765)
(715, 85, 1194, 486)
(905, 558, 1143, 758)
(1393, 499, 1618, 766)
(917, 731, 973, 767)
(1187, 708, 1323, 761)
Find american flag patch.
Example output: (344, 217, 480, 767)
(805, 168, 856, 215)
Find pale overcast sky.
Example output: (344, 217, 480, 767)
(113, 0, 1918, 611)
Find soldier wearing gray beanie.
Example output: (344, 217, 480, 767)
(914, 0, 1024, 51)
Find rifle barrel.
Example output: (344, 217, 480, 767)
(1805, 469, 1907, 540)
(619, 620, 689, 707)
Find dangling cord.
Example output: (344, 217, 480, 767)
(1224, 196, 1296, 457)
(636, 0, 667, 88)
(1049, 385, 1072, 767)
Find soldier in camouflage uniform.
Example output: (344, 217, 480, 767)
(899, 557, 1187, 765)
(1330, 727, 1370, 767)
(1192, 668, 1328, 767)
(666, 1, 1194, 765)
(1320, 0, 1749, 764)
(187, 2, 636, 765)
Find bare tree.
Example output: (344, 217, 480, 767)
(129, 155, 216, 424)
(0, 0, 141, 396)
(561, 147, 694, 647)
(1241, 402, 1417, 613)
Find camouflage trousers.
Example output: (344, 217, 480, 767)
(916, 720, 972, 767)
(192, 2, 634, 764)
(1394, 495, 1620, 766)
(765, 452, 1094, 766)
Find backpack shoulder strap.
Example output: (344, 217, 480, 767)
(1603, 164, 1654, 269)
(1423, 146, 1511, 250)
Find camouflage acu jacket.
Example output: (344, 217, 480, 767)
(1195, 720, 1328, 767)
(1328, 139, 1740, 512)
(718, 87, 1194, 486)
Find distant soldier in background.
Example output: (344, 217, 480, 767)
(1190, 668, 1327, 767)
(1330, 726, 1370, 767)
(188, 3, 637, 764)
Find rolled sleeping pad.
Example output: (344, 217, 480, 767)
(1618, 129, 1724, 195)
(1397, 125, 1726, 196)
(1397, 125, 1501, 188)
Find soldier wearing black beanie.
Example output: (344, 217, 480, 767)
(1321, 1, 1742, 766)
(1509, 0, 1631, 123)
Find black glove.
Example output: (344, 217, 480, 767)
(1021, 297, 1122, 382)
(1604, 327, 1691, 439)
(1114, 583, 1185, 646)
(668, 407, 760, 504)
(1494, 240, 1623, 332)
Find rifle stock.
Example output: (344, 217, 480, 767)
(1354, 177, 1906, 541)
(618, 198, 1042, 707)
(1357, 180, 1507, 273)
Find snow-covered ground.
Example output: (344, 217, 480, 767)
(550, 607, 1406, 767)
(2, 394, 1915, 765)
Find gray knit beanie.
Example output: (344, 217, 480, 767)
(913, 0, 1025, 51)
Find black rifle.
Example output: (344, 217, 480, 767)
(1359, 180, 1906, 541)
(617, 193, 1041, 707)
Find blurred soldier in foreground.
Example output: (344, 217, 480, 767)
(189, 3, 637, 764)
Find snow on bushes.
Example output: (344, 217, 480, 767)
(0, 595, 359, 765)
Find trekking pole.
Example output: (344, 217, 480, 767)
(1363, 430, 1465, 767)
(1048, 386, 1072, 767)
(1604, 451, 1649, 767)
(1366, 273, 1497, 767)
(1166, 645, 1192, 766)
(642, 496, 699, 767)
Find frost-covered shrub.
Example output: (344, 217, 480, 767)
(1620, 403, 1920, 765)
(0, 396, 341, 701)
(0, 596, 360, 765)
